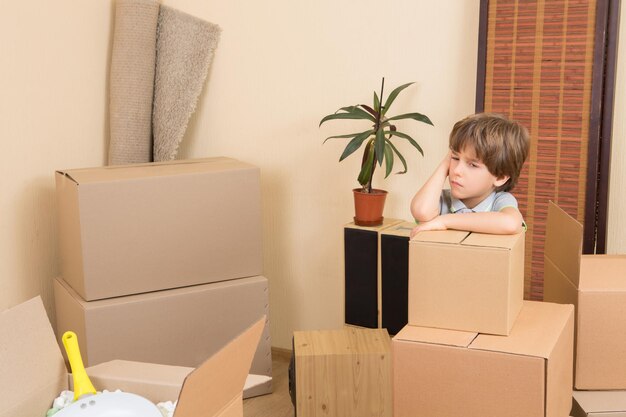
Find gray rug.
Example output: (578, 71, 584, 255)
(108, 0, 159, 165)
(152, 6, 221, 162)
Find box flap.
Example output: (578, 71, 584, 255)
(545, 201, 583, 287)
(469, 301, 574, 359)
(573, 390, 626, 414)
(461, 232, 523, 250)
(344, 218, 403, 232)
(173, 316, 265, 417)
(380, 221, 416, 237)
(56, 157, 249, 184)
(393, 324, 477, 348)
(0, 297, 68, 417)
(410, 230, 469, 244)
(579, 255, 626, 291)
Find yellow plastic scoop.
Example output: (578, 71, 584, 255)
(58, 331, 162, 417)
(62, 332, 96, 401)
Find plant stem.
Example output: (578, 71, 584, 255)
(368, 77, 385, 193)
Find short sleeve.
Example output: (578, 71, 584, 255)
(492, 192, 518, 212)
(440, 189, 452, 215)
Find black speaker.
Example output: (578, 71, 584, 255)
(381, 232, 410, 335)
(344, 226, 379, 328)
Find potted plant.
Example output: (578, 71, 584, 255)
(320, 78, 433, 226)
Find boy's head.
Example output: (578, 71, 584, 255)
(449, 113, 529, 192)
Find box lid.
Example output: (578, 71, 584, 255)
(294, 328, 390, 356)
(393, 325, 478, 348)
(579, 255, 626, 291)
(56, 157, 252, 184)
(174, 316, 265, 417)
(344, 218, 404, 232)
(545, 201, 583, 286)
(469, 301, 574, 359)
(0, 297, 67, 417)
(411, 230, 469, 244)
(380, 221, 416, 238)
(461, 232, 522, 250)
(573, 390, 626, 415)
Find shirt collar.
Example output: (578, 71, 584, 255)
(451, 191, 497, 213)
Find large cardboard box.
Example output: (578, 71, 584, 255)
(543, 201, 626, 389)
(344, 218, 403, 329)
(572, 390, 626, 417)
(54, 275, 272, 396)
(0, 296, 263, 417)
(56, 157, 263, 301)
(293, 327, 392, 417)
(409, 230, 524, 335)
(393, 300, 574, 417)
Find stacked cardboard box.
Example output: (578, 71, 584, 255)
(53, 157, 272, 398)
(543, 202, 626, 414)
(393, 228, 575, 417)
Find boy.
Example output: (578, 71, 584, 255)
(410, 113, 529, 237)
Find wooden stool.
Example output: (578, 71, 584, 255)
(292, 327, 391, 417)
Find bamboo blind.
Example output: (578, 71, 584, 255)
(483, 0, 597, 299)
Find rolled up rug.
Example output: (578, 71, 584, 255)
(108, 0, 159, 165)
(152, 6, 221, 162)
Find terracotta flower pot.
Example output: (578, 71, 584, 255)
(353, 188, 387, 226)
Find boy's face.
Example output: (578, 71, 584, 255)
(448, 145, 509, 209)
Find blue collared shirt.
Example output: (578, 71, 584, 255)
(440, 189, 519, 214)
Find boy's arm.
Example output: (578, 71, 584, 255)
(410, 151, 451, 222)
(410, 207, 524, 237)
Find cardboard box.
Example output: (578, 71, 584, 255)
(80, 360, 273, 401)
(409, 230, 524, 335)
(344, 218, 403, 329)
(0, 296, 264, 417)
(293, 327, 392, 417)
(543, 201, 626, 389)
(572, 390, 626, 417)
(380, 221, 415, 335)
(56, 157, 263, 301)
(54, 275, 272, 395)
(393, 300, 574, 417)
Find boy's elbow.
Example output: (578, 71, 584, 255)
(501, 216, 523, 234)
(412, 207, 438, 223)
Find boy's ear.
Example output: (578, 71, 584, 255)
(494, 175, 510, 188)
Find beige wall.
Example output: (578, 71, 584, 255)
(0, 0, 621, 350)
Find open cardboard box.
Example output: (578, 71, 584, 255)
(572, 390, 626, 417)
(0, 297, 264, 417)
(409, 229, 524, 335)
(543, 201, 626, 389)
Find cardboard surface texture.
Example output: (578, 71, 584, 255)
(54, 275, 272, 393)
(56, 157, 263, 301)
(572, 390, 626, 417)
(1, 297, 262, 417)
(409, 229, 525, 335)
(543, 201, 626, 389)
(293, 327, 392, 417)
(393, 300, 574, 417)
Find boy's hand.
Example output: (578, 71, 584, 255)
(410, 216, 448, 238)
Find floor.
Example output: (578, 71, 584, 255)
(243, 353, 294, 417)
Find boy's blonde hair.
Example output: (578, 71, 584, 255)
(449, 113, 530, 192)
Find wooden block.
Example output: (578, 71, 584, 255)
(293, 327, 392, 417)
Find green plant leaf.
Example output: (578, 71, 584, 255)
(358, 142, 375, 186)
(383, 142, 394, 178)
(382, 82, 414, 116)
(385, 130, 424, 156)
(360, 104, 378, 119)
(323, 131, 370, 144)
(386, 112, 434, 125)
(385, 139, 408, 174)
(374, 92, 380, 112)
(339, 130, 375, 161)
(375, 129, 385, 166)
(319, 105, 377, 126)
